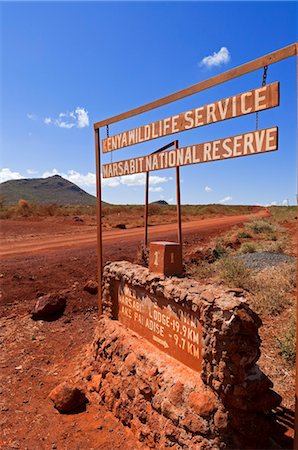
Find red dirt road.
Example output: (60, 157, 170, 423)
(3, 208, 284, 450)
(0, 210, 269, 259)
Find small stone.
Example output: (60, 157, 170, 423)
(124, 353, 137, 371)
(127, 389, 135, 399)
(188, 390, 217, 417)
(83, 367, 92, 381)
(214, 408, 229, 430)
(181, 411, 208, 434)
(83, 280, 98, 295)
(90, 374, 102, 392)
(49, 382, 88, 413)
(168, 382, 184, 407)
(32, 293, 67, 320)
(139, 384, 153, 400)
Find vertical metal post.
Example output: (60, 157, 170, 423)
(94, 128, 103, 315)
(175, 140, 182, 245)
(145, 171, 149, 247)
(294, 42, 298, 450)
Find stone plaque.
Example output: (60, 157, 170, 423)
(115, 282, 202, 371)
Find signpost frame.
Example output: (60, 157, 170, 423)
(94, 42, 298, 445)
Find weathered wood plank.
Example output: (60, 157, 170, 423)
(102, 127, 278, 178)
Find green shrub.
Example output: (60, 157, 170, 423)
(212, 241, 228, 260)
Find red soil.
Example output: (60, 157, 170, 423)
(0, 210, 276, 449)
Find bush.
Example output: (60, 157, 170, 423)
(239, 242, 257, 254)
(237, 230, 252, 239)
(247, 219, 276, 234)
(212, 240, 228, 260)
(217, 258, 253, 290)
(277, 318, 296, 363)
(249, 262, 296, 316)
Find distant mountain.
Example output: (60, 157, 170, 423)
(0, 175, 106, 206)
(151, 200, 169, 205)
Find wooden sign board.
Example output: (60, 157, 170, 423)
(102, 82, 279, 152)
(116, 282, 202, 371)
(102, 127, 278, 178)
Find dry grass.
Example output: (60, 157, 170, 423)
(217, 258, 253, 290)
(216, 257, 296, 317)
(247, 219, 277, 234)
(239, 242, 257, 254)
(248, 262, 296, 316)
(269, 205, 297, 223)
(277, 316, 296, 363)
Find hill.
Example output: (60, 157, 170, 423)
(151, 200, 169, 205)
(0, 175, 103, 206)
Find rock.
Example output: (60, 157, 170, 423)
(188, 390, 217, 417)
(32, 293, 66, 320)
(49, 382, 88, 413)
(213, 408, 229, 430)
(83, 280, 98, 295)
(168, 382, 184, 407)
(181, 411, 208, 434)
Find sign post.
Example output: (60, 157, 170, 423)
(94, 42, 298, 445)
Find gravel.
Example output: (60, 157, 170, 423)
(233, 251, 296, 271)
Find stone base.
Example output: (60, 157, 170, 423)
(79, 316, 282, 449)
(82, 316, 223, 449)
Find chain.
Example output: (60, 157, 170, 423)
(106, 125, 113, 163)
(256, 65, 268, 130)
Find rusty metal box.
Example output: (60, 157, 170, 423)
(149, 241, 183, 277)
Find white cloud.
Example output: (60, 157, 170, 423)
(205, 186, 213, 192)
(27, 113, 37, 121)
(43, 106, 89, 129)
(120, 173, 146, 186)
(282, 199, 289, 206)
(102, 177, 121, 188)
(120, 173, 171, 187)
(36, 169, 173, 192)
(27, 169, 38, 175)
(58, 121, 76, 129)
(200, 47, 231, 68)
(149, 186, 163, 193)
(219, 196, 232, 204)
(168, 198, 174, 204)
(76, 107, 89, 128)
(0, 168, 24, 183)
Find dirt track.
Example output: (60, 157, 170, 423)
(0, 210, 269, 258)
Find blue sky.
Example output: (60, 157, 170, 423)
(1, 1, 297, 205)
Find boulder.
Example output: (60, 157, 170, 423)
(83, 280, 98, 295)
(31, 293, 66, 320)
(49, 382, 88, 413)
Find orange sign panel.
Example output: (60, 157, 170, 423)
(117, 283, 202, 371)
(102, 127, 278, 178)
(102, 82, 279, 152)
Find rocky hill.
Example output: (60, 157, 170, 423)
(0, 175, 103, 206)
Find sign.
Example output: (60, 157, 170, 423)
(102, 127, 278, 178)
(116, 283, 202, 371)
(102, 82, 279, 152)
